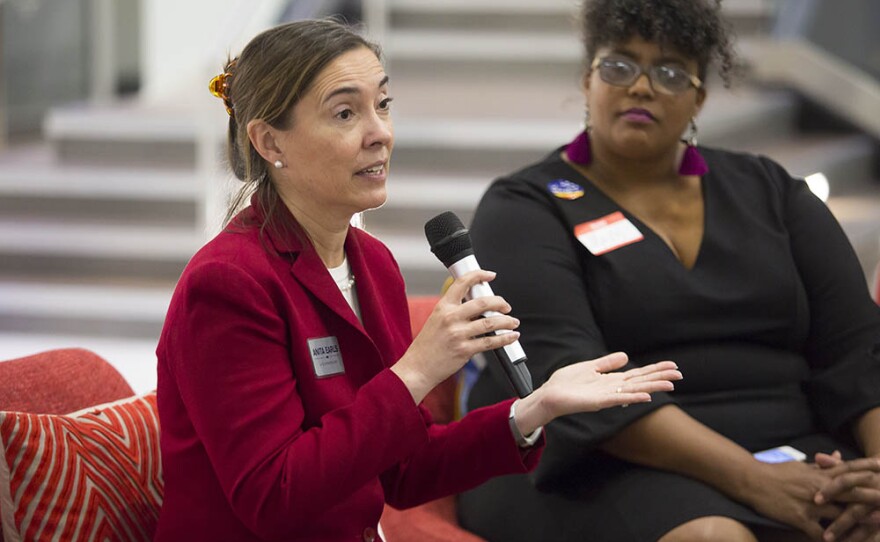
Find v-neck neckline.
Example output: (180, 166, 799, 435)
(556, 152, 710, 273)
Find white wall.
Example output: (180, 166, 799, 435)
(140, 0, 287, 105)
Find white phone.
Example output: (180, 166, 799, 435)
(753, 445, 807, 463)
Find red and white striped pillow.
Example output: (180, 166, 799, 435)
(0, 392, 162, 542)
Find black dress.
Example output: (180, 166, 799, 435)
(459, 146, 880, 541)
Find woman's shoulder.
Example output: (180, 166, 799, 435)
(195, 224, 266, 264)
(351, 226, 392, 253)
(497, 147, 569, 185)
(700, 145, 806, 199)
(178, 220, 282, 292)
(347, 226, 394, 263)
(480, 148, 573, 205)
(701, 146, 796, 180)
(349, 227, 405, 283)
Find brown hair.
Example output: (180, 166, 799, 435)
(220, 18, 381, 234)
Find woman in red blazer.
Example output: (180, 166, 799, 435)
(154, 19, 681, 542)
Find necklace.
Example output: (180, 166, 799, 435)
(338, 274, 355, 292)
(328, 255, 355, 293)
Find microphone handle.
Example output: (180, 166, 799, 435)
(448, 255, 534, 397)
(485, 346, 534, 398)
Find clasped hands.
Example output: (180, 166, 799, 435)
(748, 451, 880, 542)
(812, 451, 880, 542)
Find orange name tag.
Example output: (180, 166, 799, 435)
(574, 211, 644, 255)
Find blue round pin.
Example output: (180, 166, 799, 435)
(548, 179, 585, 200)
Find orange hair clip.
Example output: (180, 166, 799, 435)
(209, 60, 236, 116)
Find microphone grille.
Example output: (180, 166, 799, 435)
(424, 211, 474, 268)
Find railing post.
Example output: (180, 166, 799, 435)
(362, 0, 390, 51)
(89, 0, 116, 104)
(0, 3, 6, 149)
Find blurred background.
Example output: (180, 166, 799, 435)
(0, 0, 877, 393)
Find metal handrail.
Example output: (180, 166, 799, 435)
(745, 37, 880, 140)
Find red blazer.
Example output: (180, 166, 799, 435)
(155, 204, 541, 542)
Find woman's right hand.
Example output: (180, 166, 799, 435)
(743, 459, 842, 539)
(391, 270, 521, 404)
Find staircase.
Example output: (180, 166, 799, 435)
(0, 0, 878, 392)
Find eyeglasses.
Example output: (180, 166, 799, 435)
(591, 56, 702, 95)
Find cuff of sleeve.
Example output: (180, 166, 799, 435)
(492, 399, 544, 471)
(509, 400, 543, 447)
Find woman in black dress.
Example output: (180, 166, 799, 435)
(459, 1, 880, 541)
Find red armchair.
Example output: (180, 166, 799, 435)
(0, 348, 138, 542)
(0, 348, 134, 415)
(873, 260, 880, 304)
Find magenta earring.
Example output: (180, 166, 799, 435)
(565, 107, 592, 165)
(678, 117, 708, 176)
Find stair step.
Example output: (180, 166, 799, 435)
(0, 281, 172, 321)
(741, 133, 877, 192)
(0, 219, 200, 282)
(387, 29, 581, 63)
(44, 101, 224, 168)
(0, 281, 173, 340)
(390, 0, 772, 17)
(0, 219, 201, 260)
(0, 196, 198, 227)
(368, 232, 449, 295)
(0, 153, 201, 225)
(383, 175, 490, 209)
(698, 88, 797, 147)
(390, 0, 576, 15)
(395, 118, 575, 151)
(0, 160, 198, 202)
(45, 102, 198, 143)
(367, 175, 487, 237)
(387, 0, 771, 35)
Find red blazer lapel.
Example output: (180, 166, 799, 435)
(289, 244, 366, 332)
(250, 197, 366, 334)
(346, 229, 414, 368)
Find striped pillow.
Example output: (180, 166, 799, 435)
(0, 392, 162, 542)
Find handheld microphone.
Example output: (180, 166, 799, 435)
(424, 211, 534, 398)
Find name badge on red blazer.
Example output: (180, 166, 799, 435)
(308, 336, 345, 377)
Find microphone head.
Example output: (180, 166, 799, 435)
(424, 211, 475, 268)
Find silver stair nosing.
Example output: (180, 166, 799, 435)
(0, 220, 202, 260)
(382, 175, 491, 209)
(0, 164, 199, 201)
(0, 281, 173, 321)
(387, 30, 582, 63)
(389, 0, 772, 17)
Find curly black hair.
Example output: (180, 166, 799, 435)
(581, 0, 737, 86)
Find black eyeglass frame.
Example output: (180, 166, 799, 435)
(590, 56, 703, 95)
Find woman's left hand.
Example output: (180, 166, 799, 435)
(814, 452, 880, 542)
(512, 352, 682, 437)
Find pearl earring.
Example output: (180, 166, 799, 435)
(274, 160, 284, 169)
